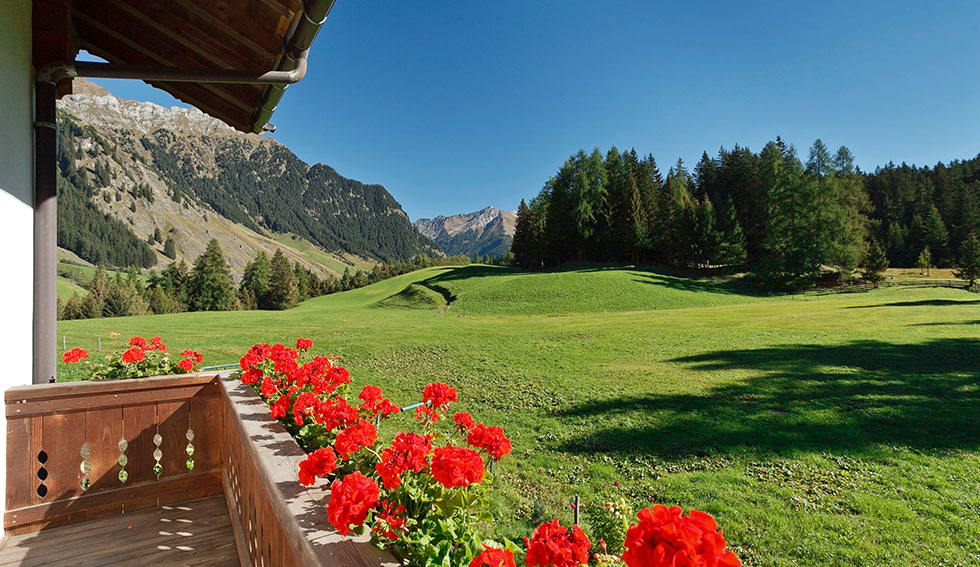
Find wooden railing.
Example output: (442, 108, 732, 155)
(5, 373, 396, 567)
(4, 374, 224, 535)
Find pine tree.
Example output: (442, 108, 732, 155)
(511, 199, 533, 267)
(715, 196, 747, 265)
(862, 239, 889, 287)
(161, 260, 190, 307)
(163, 236, 177, 259)
(954, 232, 980, 287)
(921, 205, 949, 262)
(294, 262, 310, 302)
(266, 249, 298, 310)
(187, 239, 234, 311)
(240, 252, 271, 308)
(153, 227, 163, 243)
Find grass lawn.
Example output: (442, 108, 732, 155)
(58, 265, 980, 566)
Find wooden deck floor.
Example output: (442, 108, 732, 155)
(0, 495, 241, 567)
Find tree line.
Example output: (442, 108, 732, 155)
(59, 239, 474, 320)
(512, 140, 980, 288)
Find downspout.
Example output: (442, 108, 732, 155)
(33, 80, 58, 384)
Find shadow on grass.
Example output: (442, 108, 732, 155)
(910, 320, 980, 327)
(557, 338, 980, 460)
(630, 271, 765, 297)
(847, 299, 980, 308)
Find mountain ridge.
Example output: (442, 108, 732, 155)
(414, 206, 516, 258)
(56, 79, 440, 278)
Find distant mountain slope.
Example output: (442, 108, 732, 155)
(414, 206, 516, 258)
(56, 79, 440, 277)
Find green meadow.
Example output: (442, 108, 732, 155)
(58, 266, 980, 566)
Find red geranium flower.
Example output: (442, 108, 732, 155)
(372, 500, 406, 540)
(524, 520, 591, 567)
(182, 349, 203, 363)
(423, 382, 458, 411)
(270, 394, 292, 420)
(295, 338, 313, 351)
(334, 420, 378, 459)
(240, 343, 268, 370)
(467, 423, 512, 461)
(292, 391, 320, 426)
(621, 506, 741, 567)
(469, 544, 517, 567)
(149, 336, 166, 351)
(62, 348, 88, 364)
(121, 347, 145, 364)
(298, 447, 338, 486)
(242, 368, 263, 385)
(358, 384, 400, 417)
(430, 446, 484, 488)
(452, 412, 476, 432)
(375, 432, 433, 489)
(260, 376, 279, 398)
(314, 396, 359, 431)
(326, 471, 380, 536)
(178, 358, 194, 372)
(128, 336, 147, 349)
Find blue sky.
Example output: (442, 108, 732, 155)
(86, 0, 980, 220)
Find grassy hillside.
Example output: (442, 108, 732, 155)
(57, 266, 980, 566)
(57, 276, 88, 300)
(421, 265, 763, 315)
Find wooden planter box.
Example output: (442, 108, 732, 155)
(5, 372, 396, 566)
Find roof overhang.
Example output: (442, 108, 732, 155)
(34, 0, 336, 133)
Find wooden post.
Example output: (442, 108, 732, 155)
(573, 495, 580, 526)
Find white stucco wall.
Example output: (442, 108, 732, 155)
(0, 0, 34, 536)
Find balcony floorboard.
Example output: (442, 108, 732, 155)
(0, 495, 239, 566)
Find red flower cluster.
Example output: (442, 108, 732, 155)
(178, 358, 194, 372)
(295, 338, 313, 351)
(358, 385, 400, 417)
(271, 394, 292, 420)
(467, 423, 512, 461)
(181, 349, 203, 363)
(416, 382, 458, 425)
(524, 520, 591, 567)
(298, 447, 338, 486)
(148, 336, 166, 351)
(621, 506, 741, 567)
(469, 545, 517, 567)
(326, 471, 380, 536)
(315, 396, 359, 431)
(129, 336, 147, 349)
(452, 411, 476, 432)
(121, 347, 145, 364)
(62, 348, 88, 364)
(430, 446, 484, 488)
(423, 382, 458, 410)
(334, 420, 378, 459)
(375, 432, 433, 489)
(293, 391, 321, 426)
(372, 500, 406, 540)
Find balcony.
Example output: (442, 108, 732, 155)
(2, 373, 395, 567)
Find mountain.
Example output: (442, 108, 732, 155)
(55, 79, 440, 278)
(414, 206, 516, 258)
